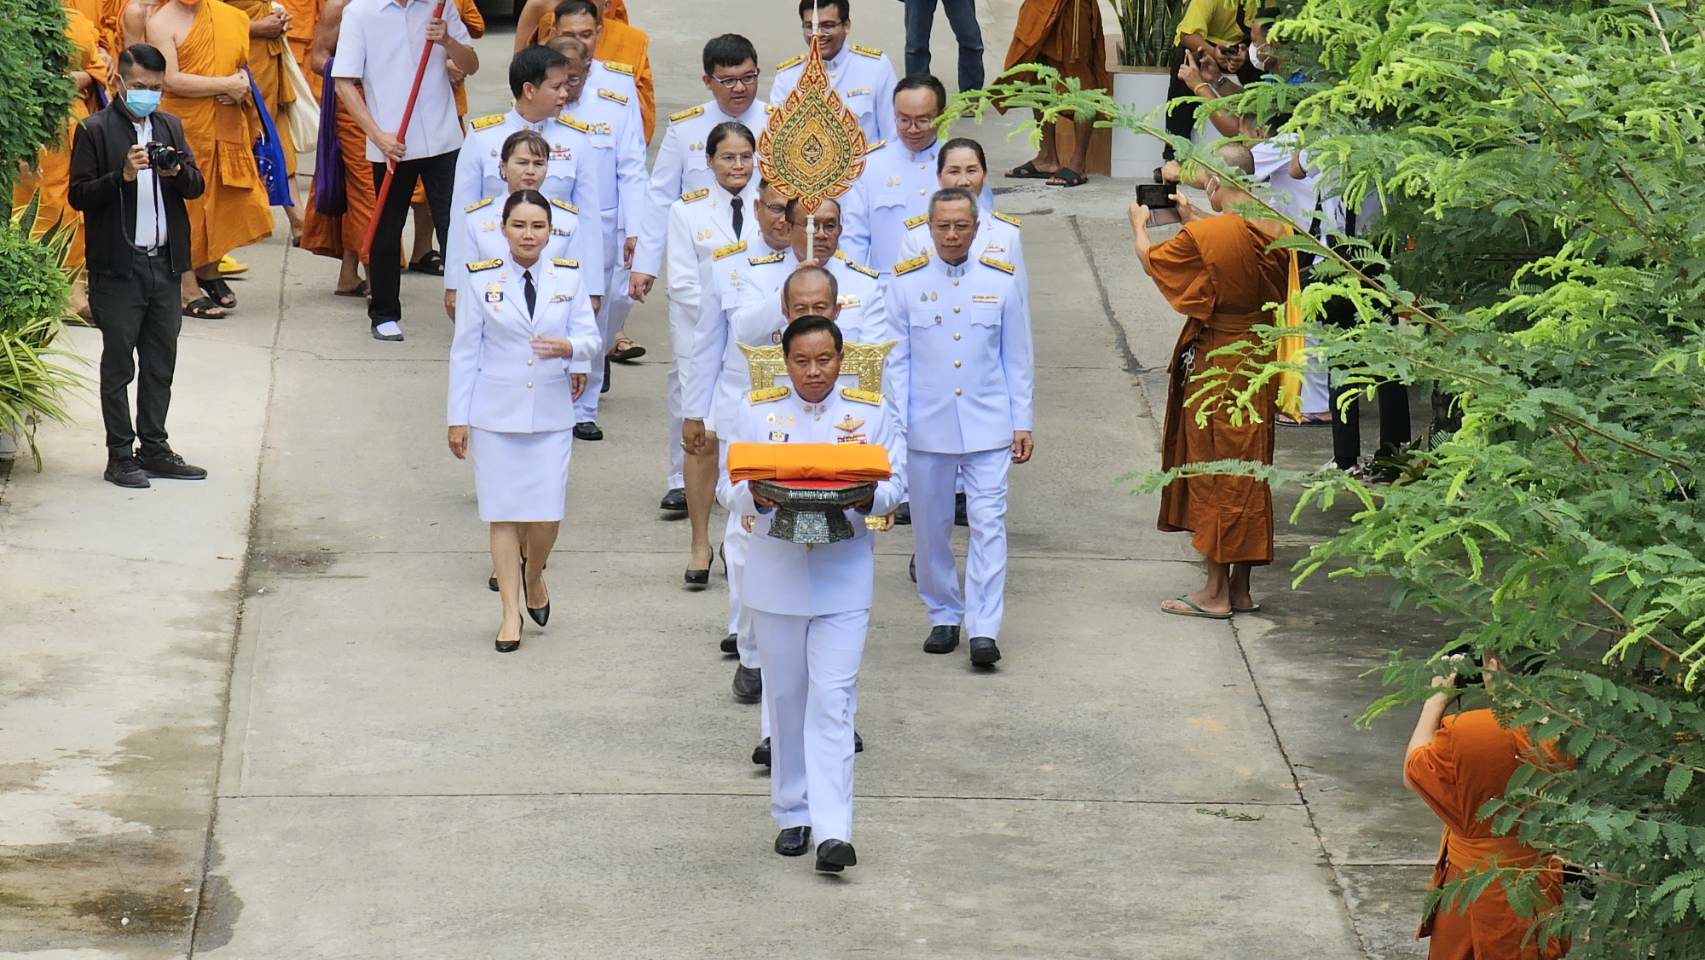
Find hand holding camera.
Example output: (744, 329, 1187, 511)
(146, 141, 184, 177)
(123, 144, 149, 181)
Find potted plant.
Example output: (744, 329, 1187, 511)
(1108, 0, 1185, 177)
(0, 199, 84, 467)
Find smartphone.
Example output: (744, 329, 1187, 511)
(1136, 183, 1180, 226)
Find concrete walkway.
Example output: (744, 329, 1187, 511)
(0, 3, 1441, 957)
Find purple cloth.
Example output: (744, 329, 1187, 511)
(313, 55, 347, 215)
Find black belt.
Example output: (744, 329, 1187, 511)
(134, 244, 167, 258)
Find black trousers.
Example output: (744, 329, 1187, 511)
(1319, 284, 1411, 469)
(367, 150, 457, 326)
(903, 0, 985, 93)
(1161, 45, 1263, 161)
(88, 248, 182, 459)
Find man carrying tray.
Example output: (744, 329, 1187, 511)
(716, 314, 904, 873)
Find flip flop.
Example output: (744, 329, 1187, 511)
(1047, 168, 1088, 188)
(609, 335, 647, 363)
(182, 296, 227, 319)
(1161, 595, 1233, 620)
(1278, 413, 1332, 426)
(334, 280, 370, 298)
(1005, 160, 1055, 180)
(1232, 603, 1262, 614)
(197, 276, 236, 309)
(217, 255, 248, 275)
(409, 251, 445, 276)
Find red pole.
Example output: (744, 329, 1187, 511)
(360, 0, 449, 261)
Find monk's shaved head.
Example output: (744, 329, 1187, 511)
(1215, 142, 1256, 176)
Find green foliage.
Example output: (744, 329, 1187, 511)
(958, 1, 1705, 954)
(0, 0, 74, 196)
(1115, 0, 1188, 68)
(0, 197, 85, 468)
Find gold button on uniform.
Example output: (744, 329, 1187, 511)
(526, 382, 534, 389)
(953, 332, 961, 340)
(954, 360, 962, 368)
(953, 305, 961, 313)
(954, 387, 963, 396)
(527, 359, 534, 366)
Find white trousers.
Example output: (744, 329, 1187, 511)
(660, 299, 693, 489)
(910, 447, 1009, 639)
(576, 223, 632, 423)
(752, 607, 867, 842)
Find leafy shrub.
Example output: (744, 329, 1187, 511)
(0, 0, 73, 195)
(0, 199, 84, 467)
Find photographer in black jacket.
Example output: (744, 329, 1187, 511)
(69, 44, 210, 489)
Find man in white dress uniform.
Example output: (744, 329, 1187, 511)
(768, 0, 897, 147)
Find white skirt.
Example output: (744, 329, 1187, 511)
(470, 427, 574, 522)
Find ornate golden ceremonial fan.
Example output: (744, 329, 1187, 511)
(758, 27, 868, 262)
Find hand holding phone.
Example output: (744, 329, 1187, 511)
(1136, 183, 1181, 226)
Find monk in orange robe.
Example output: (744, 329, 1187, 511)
(517, 0, 653, 141)
(298, 0, 368, 295)
(1002, 0, 1111, 187)
(227, 0, 301, 240)
(281, 0, 318, 93)
(1133, 145, 1284, 618)
(149, 0, 275, 316)
(1404, 667, 1570, 959)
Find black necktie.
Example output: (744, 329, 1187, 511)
(523, 269, 537, 316)
(730, 196, 743, 237)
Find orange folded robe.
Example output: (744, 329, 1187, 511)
(12, 5, 107, 269)
(537, 10, 654, 142)
(228, 0, 297, 176)
(728, 443, 892, 484)
(160, 0, 274, 269)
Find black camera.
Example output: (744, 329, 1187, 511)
(145, 141, 183, 170)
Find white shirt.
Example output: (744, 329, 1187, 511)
(131, 116, 164, 249)
(331, 0, 471, 163)
(561, 84, 647, 238)
(633, 96, 770, 277)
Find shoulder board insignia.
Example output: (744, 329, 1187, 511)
(681, 188, 710, 203)
(555, 113, 592, 133)
(980, 255, 1015, 274)
(467, 258, 503, 272)
(839, 256, 878, 278)
(993, 211, 1022, 227)
(712, 240, 748, 260)
(777, 54, 805, 71)
(598, 88, 629, 105)
(551, 258, 579, 269)
(750, 386, 790, 404)
(464, 196, 495, 213)
(669, 104, 704, 124)
(893, 253, 930, 276)
(842, 387, 881, 405)
(469, 113, 505, 131)
(603, 60, 635, 76)
(549, 198, 579, 213)
(850, 44, 883, 59)
(903, 213, 929, 229)
(748, 251, 787, 266)
(864, 138, 887, 152)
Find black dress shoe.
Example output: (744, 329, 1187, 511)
(600, 357, 611, 393)
(814, 839, 857, 872)
(732, 663, 762, 703)
(574, 421, 603, 441)
(720, 633, 737, 654)
(752, 737, 771, 766)
(969, 636, 1002, 666)
(954, 491, 968, 526)
(659, 487, 687, 512)
(894, 501, 911, 525)
(138, 450, 207, 480)
(774, 826, 811, 857)
(923, 624, 960, 654)
(104, 455, 150, 489)
(854, 731, 864, 753)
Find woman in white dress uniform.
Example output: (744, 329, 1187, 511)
(896, 138, 1027, 295)
(447, 191, 602, 653)
(667, 120, 760, 587)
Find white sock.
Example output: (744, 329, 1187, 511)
(374, 320, 403, 338)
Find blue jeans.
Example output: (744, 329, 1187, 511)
(903, 0, 984, 93)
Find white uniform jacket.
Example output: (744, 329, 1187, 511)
(717, 385, 906, 616)
(768, 44, 897, 146)
(445, 194, 581, 294)
(562, 85, 647, 242)
(449, 109, 606, 292)
(447, 257, 601, 433)
(633, 97, 771, 278)
(887, 252, 1034, 454)
(897, 210, 1027, 298)
(668, 183, 758, 408)
(688, 245, 792, 426)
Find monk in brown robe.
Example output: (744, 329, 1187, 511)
(1133, 144, 1284, 618)
(1404, 660, 1570, 959)
(1002, 0, 1110, 187)
(298, 0, 367, 296)
(148, 0, 274, 317)
(227, 0, 301, 240)
(516, 0, 654, 142)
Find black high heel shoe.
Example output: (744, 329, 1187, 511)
(495, 614, 522, 654)
(685, 546, 711, 588)
(521, 548, 550, 626)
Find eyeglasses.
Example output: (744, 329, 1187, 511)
(759, 202, 788, 215)
(715, 152, 755, 165)
(895, 114, 938, 130)
(803, 19, 842, 33)
(711, 70, 761, 90)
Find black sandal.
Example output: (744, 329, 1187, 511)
(334, 280, 369, 298)
(182, 296, 227, 319)
(197, 276, 237, 308)
(1005, 160, 1054, 180)
(1047, 167, 1088, 188)
(409, 251, 445, 276)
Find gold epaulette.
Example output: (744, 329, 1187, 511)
(603, 60, 635, 76)
(556, 114, 592, 133)
(549, 197, 578, 213)
(992, 211, 1022, 227)
(552, 258, 579, 269)
(980, 255, 1015, 274)
(850, 44, 883, 59)
(749, 251, 786, 266)
(467, 258, 503, 272)
(893, 253, 930, 276)
(669, 104, 704, 124)
(777, 54, 805, 71)
(464, 196, 495, 213)
(836, 253, 878, 278)
(842, 387, 881, 405)
(864, 138, 888, 153)
(469, 113, 505, 131)
(712, 240, 748, 260)
(903, 213, 928, 229)
(681, 188, 710, 203)
(750, 386, 790, 404)
(597, 88, 629, 105)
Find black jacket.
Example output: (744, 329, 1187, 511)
(68, 102, 205, 276)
